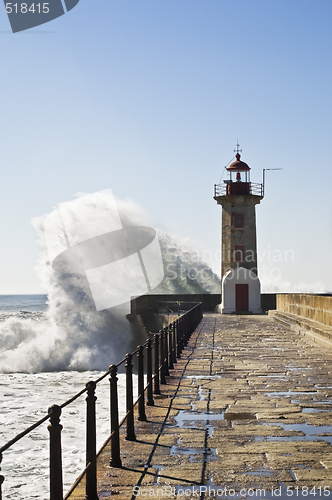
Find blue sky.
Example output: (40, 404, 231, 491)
(0, 0, 332, 293)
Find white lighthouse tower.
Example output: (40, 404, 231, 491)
(214, 145, 263, 314)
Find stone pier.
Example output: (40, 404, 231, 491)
(67, 314, 332, 499)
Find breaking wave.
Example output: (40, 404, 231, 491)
(0, 194, 220, 373)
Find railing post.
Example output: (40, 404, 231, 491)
(48, 404, 63, 500)
(164, 327, 170, 376)
(0, 452, 4, 500)
(189, 311, 192, 338)
(178, 318, 183, 356)
(184, 313, 189, 345)
(153, 334, 160, 395)
(181, 316, 185, 351)
(193, 307, 196, 329)
(137, 345, 147, 421)
(176, 319, 181, 358)
(85, 381, 98, 500)
(146, 339, 154, 406)
(160, 331, 166, 385)
(172, 321, 177, 364)
(109, 365, 122, 468)
(125, 354, 136, 441)
(168, 324, 174, 370)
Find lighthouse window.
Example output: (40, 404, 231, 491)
(234, 213, 244, 228)
(234, 245, 245, 261)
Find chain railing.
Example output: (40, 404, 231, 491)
(0, 302, 203, 500)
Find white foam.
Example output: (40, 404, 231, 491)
(0, 195, 220, 374)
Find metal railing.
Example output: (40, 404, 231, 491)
(214, 182, 263, 197)
(157, 300, 196, 316)
(0, 302, 203, 500)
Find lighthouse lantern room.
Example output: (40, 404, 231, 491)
(225, 153, 251, 194)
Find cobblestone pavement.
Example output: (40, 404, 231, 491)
(67, 314, 332, 499)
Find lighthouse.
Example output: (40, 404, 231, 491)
(214, 146, 263, 314)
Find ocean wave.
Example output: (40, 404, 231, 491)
(0, 195, 220, 373)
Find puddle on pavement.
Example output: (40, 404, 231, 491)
(287, 367, 312, 372)
(292, 399, 331, 404)
(265, 390, 327, 403)
(170, 445, 203, 455)
(266, 391, 318, 397)
(285, 361, 312, 367)
(151, 464, 164, 486)
(175, 411, 225, 427)
(258, 422, 332, 446)
(207, 423, 215, 437)
(302, 407, 330, 413)
(242, 465, 273, 477)
(224, 412, 257, 421)
(170, 445, 217, 457)
(175, 411, 257, 428)
(198, 386, 205, 401)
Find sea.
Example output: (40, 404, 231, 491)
(0, 295, 132, 500)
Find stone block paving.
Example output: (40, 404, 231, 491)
(67, 314, 332, 499)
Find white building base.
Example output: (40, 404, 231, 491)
(221, 267, 261, 314)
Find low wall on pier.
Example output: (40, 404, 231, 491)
(131, 293, 277, 315)
(131, 294, 221, 315)
(276, 294, 332, 326)
(271, 293, 332, 348)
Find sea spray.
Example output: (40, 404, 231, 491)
(0, 193, 220, 373)
(158, 232, 221, 294)
(260, 277, 327, 294)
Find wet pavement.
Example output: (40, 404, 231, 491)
(67, 314, 332, 499)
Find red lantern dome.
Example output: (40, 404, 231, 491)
(227, 153, 250, 172)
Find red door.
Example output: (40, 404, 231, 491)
(236, 284, 249, 312)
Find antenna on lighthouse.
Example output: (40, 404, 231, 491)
(263, 168, 282, 195)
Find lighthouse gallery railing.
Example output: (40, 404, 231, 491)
(214, 182, 263, 197)
(0, 302, 203, 500)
